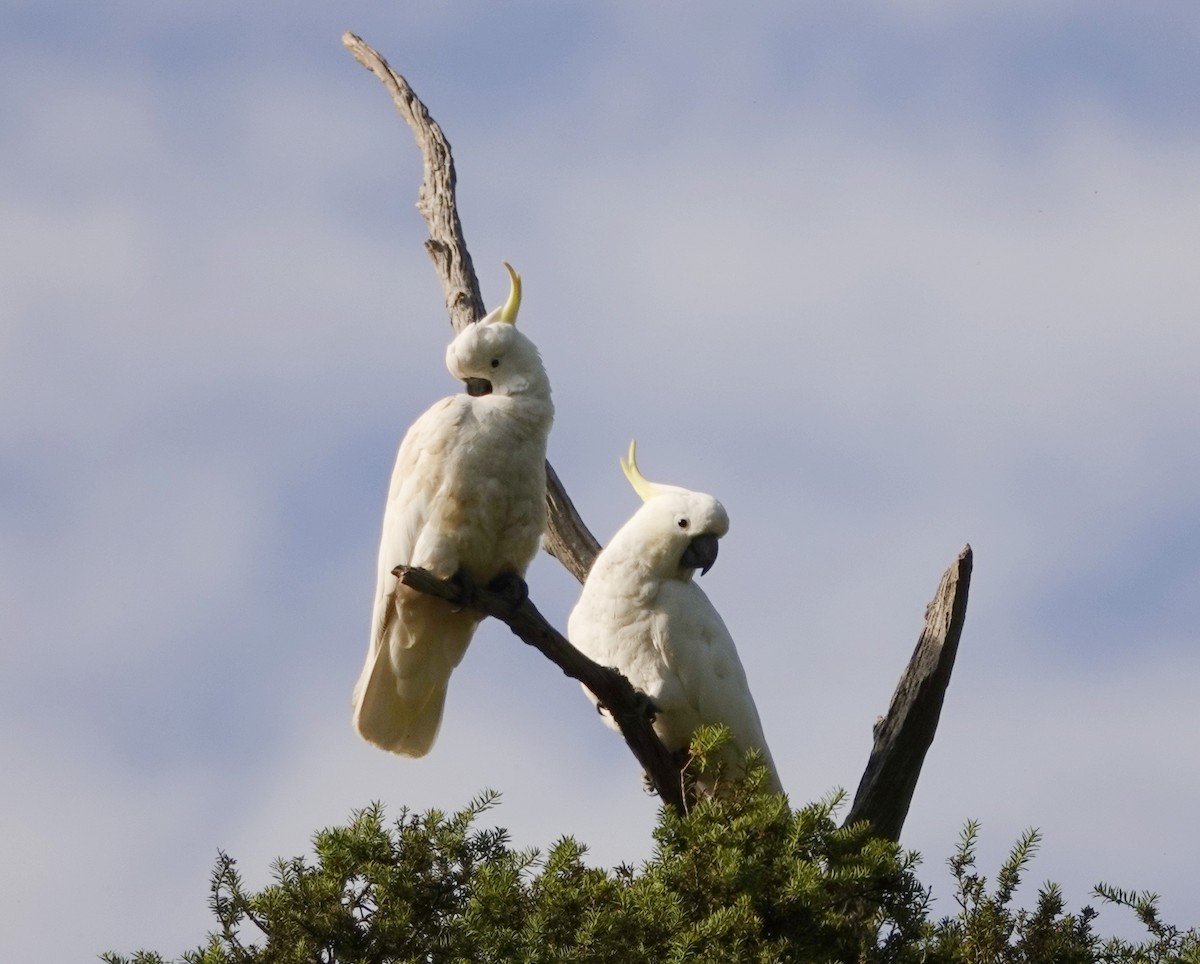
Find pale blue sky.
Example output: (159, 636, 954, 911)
(3, 2, 1199, 958)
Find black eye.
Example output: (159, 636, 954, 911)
(490, 358, 500, 369)
(676, 517, 689, 530)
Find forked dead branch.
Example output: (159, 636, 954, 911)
(343, 31, 971, 839)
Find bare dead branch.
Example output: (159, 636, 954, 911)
(343, 32, 602, 581)
(845, 544, 973, 840)
(392, 565, 686, 811)
(542, 461, 602, 583)
(342, 32, 484, 333)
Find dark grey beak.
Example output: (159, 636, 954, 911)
(680, 533, 719, 575)
(464, 378, 493, 397)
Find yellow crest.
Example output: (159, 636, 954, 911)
(497, 261, 522, 324)
(620, 440, 664, 502)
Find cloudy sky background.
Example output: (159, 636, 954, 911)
(3, 2, 1199, 958)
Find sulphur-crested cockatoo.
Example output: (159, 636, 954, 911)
(352, 263, 554, 757)
(568, 442, 781, 793)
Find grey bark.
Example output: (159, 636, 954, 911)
(342, 32, 484, 334)
(845, 545, 973, 840)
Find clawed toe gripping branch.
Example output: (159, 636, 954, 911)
(355, 31, 972, 839)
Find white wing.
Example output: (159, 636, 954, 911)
(568, 565, 663, 733)
(352, 395, 480, 757)
(570, 547, 781, 792)
(654, 581, 781, 791)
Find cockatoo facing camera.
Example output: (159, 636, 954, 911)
(352, 264, 554, 757)
(568, 443, 781, 793)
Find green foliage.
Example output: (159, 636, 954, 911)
(104, 759, 1199, 964)
(910, 821, 1200, 964)
(918, 821, 1100, 963)
(1091, 884, 1200, 964)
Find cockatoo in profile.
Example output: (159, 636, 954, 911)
(352, 263, 554, 757)
(568, 442, 782, 794)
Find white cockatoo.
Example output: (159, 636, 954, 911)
(568, 442, 782, 793)
(352, 263, 554, 757)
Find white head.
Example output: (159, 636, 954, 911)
(619, 440, 729, 581)
(445, 263, 549, 400)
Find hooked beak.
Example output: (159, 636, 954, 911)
(680, 533, 719, 575)
(464, 378, 493, 397)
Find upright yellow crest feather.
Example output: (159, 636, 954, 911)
(497, 261, 522, 324)
(620, 440, 663, 502)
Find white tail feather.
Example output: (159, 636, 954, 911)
(352, 594, 478, 757)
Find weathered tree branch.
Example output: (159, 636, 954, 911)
(392, 565, 686, 811)
(343, 31, 602, 580)
(542, 461, 602, 584)
(342, 32, 483, 334)
(845, 545, 973, 840)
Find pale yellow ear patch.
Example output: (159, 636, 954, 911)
(497, 261, 521, 324)
(621, 439, 661, 502)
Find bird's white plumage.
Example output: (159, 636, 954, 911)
(352, 271, 553, 757)
(568, 457, 782, 793)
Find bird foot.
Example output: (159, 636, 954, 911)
(485, 571, 529, 610)
(633, 690, 659, 725)
(448, 569, 479, 612)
